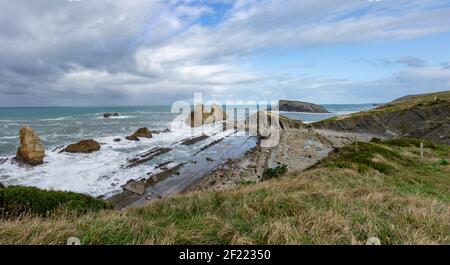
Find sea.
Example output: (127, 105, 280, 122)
(0, 104, 374, 197)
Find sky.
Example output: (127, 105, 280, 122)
(1, 0, 450, 106)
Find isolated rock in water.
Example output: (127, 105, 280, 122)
(64, 139, 101, 153)
(103, 112, 119, 118)
(126, 127, 152, 141)
(162, 128, 172, 133)
(278, 100, 329, 113)
(113, 138, 121, 142)
(16, 126, 45, 166)
(210, 103, 228, 121)
(186, 104, 228, 127)
(186, 104, 211, 127)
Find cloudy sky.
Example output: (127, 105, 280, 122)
(1, 0, 450, 106)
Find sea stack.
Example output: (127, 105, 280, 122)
(186, 104, 228, 127)
(16, 126, 45, 166)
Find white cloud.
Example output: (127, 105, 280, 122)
(1, 0, 450, 105)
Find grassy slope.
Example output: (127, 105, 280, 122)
(0, 139, 449, 245)
(320, 90, 450, 122)
(1, 186, 112, 218)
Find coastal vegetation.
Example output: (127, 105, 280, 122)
(315, 91, 450, 145)
(0, 137, 448, 244)
(261, 165, 288, 181)
(0, 186, 111, 218)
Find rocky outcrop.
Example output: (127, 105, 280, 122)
(278, 100, 329, 113)
(103, 112, 119, 118)
(248, 111, 304, 132)
(186, 104, 228, 127)
(151, 128, 172, 134)
(123, 180, 146, 195)
(64, 140, 101, 153)
(16, 127, 45, 166)
(210, 103, 228, 121)
(125, 127, 152, 141)
(314, 91, 450, 145)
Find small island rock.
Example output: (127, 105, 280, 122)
(278, 100, 329, 113)
(16, 127, 45, 166)
(103, 112, 120, 118)
(64, 139, 101, 153)
(125, 127, 152, 141)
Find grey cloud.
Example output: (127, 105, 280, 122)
(441, 62, 450, 69)
(353, 56, 427, 68)
(1, 0, 450, 106)
(396, 56, 426, 68)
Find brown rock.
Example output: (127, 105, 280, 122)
(16, 127, 45, 166)
(64, 139, 101, 153)
(185, 104, 227, 127)
(278, 100, 329, 113)
(125, 127, 152, 141)
(210, 103, 228, 121)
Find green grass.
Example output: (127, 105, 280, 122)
(0, 138, 448, 245)
(316, 141, 403, 174)
(0, 186, 112, 218)
(317, 91, 450, 123)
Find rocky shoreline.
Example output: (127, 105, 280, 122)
(2, 91, 448, 210)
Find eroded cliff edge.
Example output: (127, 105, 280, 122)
(313, 91, 450, 145)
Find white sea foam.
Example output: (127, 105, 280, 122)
(39, 116, 72, 121)
(0, 120, 227, 197)
(93, 115, 135, 120)
(0, 135, 17, 139)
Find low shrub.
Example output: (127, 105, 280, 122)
(0, 186, 112, 218)
(261, 164, 288, 181)
(370, 137, 382, 143)
(240, 180, 256, 185)
(318, 142, 401, 174)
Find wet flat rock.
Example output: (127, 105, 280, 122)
(123, 135, 258, 209)
(107, 163, 185, 209)
(194, 138, 225, 155)
(123, 147, 172, 168)
(180, 134, 209, 146)
(123, 181, 146, 195)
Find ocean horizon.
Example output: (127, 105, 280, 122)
(0, 103, 373, 197)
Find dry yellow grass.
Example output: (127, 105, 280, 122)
(1, 140, 449, 245)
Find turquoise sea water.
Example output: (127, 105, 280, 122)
(0, 104, 373, 197)
(0, 104, 373, 155)
(0, 106, 177, 156)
